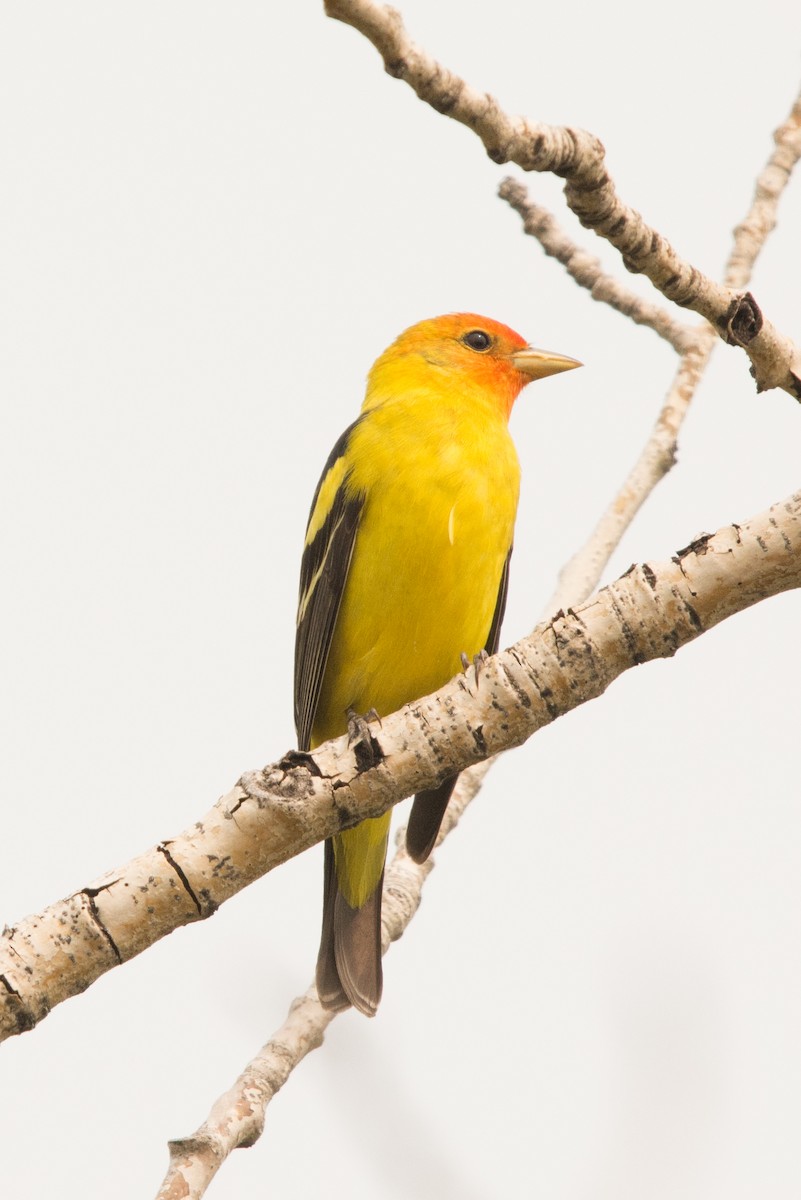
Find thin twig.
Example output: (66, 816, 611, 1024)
(159, 991, 336, 1196)
(156, 767, 484, 1198)
(497, 182, 696, 355)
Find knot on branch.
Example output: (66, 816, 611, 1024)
(723, 291, 764, 346)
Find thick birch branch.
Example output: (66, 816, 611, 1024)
(2, 491, 800, 1046)
(324, 0, 801, 400)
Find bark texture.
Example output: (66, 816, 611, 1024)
(2, 492, 799, 1045)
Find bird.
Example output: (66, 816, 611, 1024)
(294, 312, 580, 1016)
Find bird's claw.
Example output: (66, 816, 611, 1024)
(346, 706, 384, 769)
(473, 648, 489, 682)
(346, 706, 382, 742)
(461, 648, 489, 682)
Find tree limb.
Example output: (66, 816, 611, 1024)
(537, 79, 801, 609)
(324, 0, 801, 399)
(155, 21, 801, 1194)
(155, 487, 801, 1196)
(2, 490, 799, 1048)
(156, 757, 487, 1198)
(496, 182, 696, 354)
(156, 820, 431, 1198)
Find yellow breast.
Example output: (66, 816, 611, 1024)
(311, 390, 519, 745)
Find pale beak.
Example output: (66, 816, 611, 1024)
(509, 346, 583, 380)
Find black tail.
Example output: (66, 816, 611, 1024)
(405, 775, 457, 864)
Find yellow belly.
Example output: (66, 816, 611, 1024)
(311, 394, 519, 745)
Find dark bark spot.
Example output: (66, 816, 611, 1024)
(0, 974, 36, 1034)
(532, 680, 558, 719)
(353, 735, 385, 773)
(675, 532, 713, 558)
(471, 725, 488, 756)
(432, 91, 458, 113)
(725, 291, 763, 345)
(82, 890, 123, 961)
(790, 371, 801, 399)
(683, 601, 703, 631)
(486, 145, 509, 164)
(157, 845, 205, 917)
(500, 659, 533, 709)
(278, 749, 323, 777)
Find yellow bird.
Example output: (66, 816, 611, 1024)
(294, 313, 580, 1015)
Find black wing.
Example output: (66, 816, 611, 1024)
(294, 419, 365, 751)
(484, 546, 512, 657)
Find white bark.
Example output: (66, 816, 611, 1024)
(3, 491, 799, 1049)
(325, 0, 801, 400)
(498, 82, 801, 611)
(497, 182, 696, 354)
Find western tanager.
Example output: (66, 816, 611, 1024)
(294, 313, 580, 1015)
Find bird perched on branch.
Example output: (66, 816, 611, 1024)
(294, 312, 580, 1015)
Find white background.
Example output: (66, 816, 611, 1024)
(1, 2, 800, 1196)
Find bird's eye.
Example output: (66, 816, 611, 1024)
(462, 330, 492, 352)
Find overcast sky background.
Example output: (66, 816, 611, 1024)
(2, 2, 800, 1196)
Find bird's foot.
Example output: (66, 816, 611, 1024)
(346, 707, 384, 771)
(461, 648, 489, 681)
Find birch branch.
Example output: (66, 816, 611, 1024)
(496, 183, 696, 354)
(3, 491, 800, 1051)
(156, 489, 801, 1196)
(159, 36, 801, 1195)
(159, 779, 496, 1200)
(157, 834, 421, 1195)
(158, 988, 335, 1197)
(156, 757, 488, 1197)
(545, 340, 709, 612)
(324, 0, 801, 400)
(539, 81, 801, 609)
